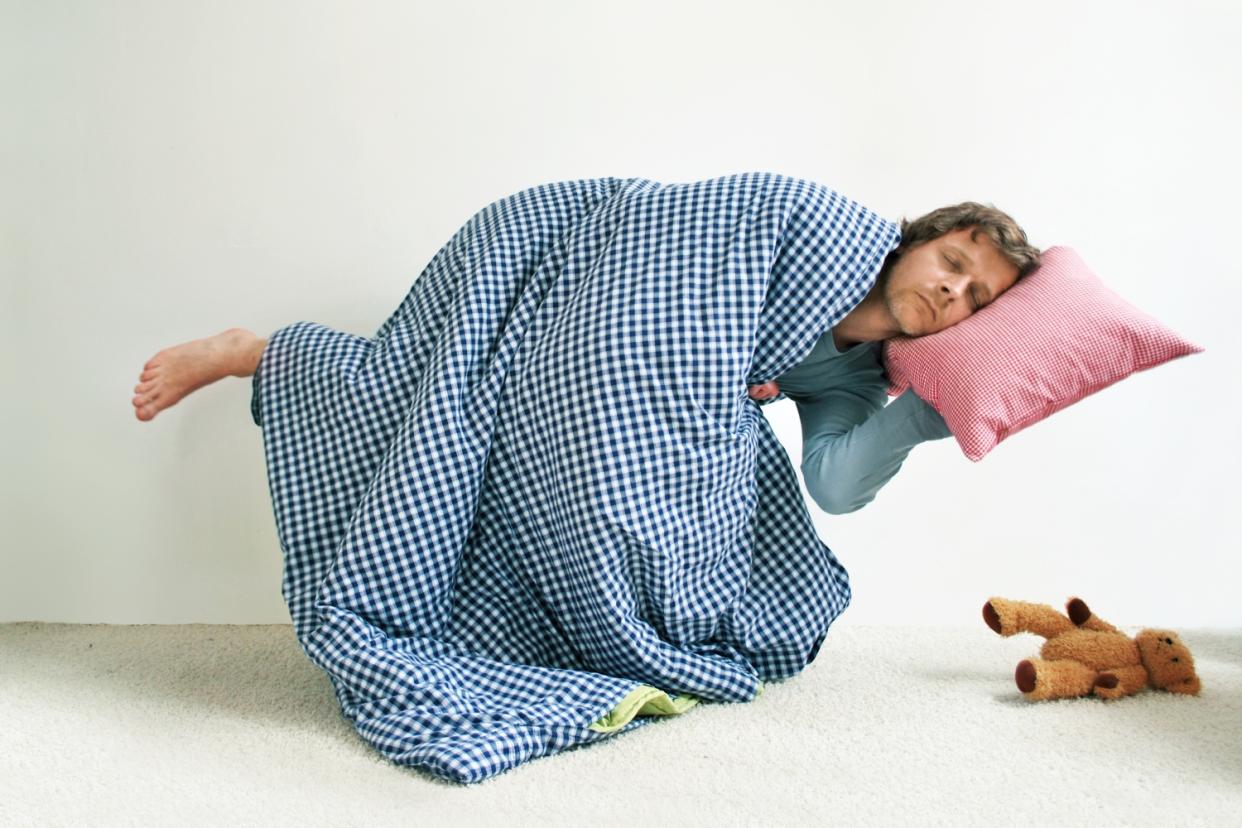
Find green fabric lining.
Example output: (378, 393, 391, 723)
(588, 680, 766, 733)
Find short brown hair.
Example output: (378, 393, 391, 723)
(893, 201, 1042, 279)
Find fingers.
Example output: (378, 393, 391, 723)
(747, 381, 780, 401)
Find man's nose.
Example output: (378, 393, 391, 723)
(938, 274, 970, 301)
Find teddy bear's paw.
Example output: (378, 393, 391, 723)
(1093, 672, 1123, 700)
(1067, 597, 1091, 626)
(1015, 659, 1037, 693)
(983, 600, 1005, 635)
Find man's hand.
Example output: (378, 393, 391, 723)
(747, 381, 780, 401)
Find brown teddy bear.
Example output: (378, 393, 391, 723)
(982, 596, 1201, 701)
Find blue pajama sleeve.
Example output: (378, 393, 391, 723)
(774, 340, 951, 515)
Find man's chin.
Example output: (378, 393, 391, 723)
(906, 308, 941, 338)
(896, 315, 927, 339)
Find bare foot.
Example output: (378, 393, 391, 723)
(132, 328, 266, 422)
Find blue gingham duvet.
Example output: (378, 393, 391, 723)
(249, 171, 901, 783)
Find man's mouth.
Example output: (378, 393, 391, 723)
(918, 293, 936, 320)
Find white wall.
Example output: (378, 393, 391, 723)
(4, 0, 1237, 627)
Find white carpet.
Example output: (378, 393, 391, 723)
(2, 622, 1238, 826)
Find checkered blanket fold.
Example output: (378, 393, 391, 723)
(250, 172, 900, 783)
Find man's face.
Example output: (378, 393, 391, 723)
(880, 227, 1020, 336)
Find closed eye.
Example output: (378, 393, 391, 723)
(944, 252, 985, 311)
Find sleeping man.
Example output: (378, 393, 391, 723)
(126, 175, 1044, 782)
(746, 203, 1041, 515)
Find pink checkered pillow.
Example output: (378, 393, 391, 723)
(880, 246, 1205, 462)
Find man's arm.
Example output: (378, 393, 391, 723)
(795, 387, 950, 514)
(773, 342, 952, 515)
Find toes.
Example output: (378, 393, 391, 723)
(133, 389, 161, 409)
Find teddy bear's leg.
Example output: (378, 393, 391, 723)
(1065, 597, 1121, 634)
(1091, 665, 1150, 700)
(984, 599, 1076, 639)
(1014, 658, 1097, 701)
